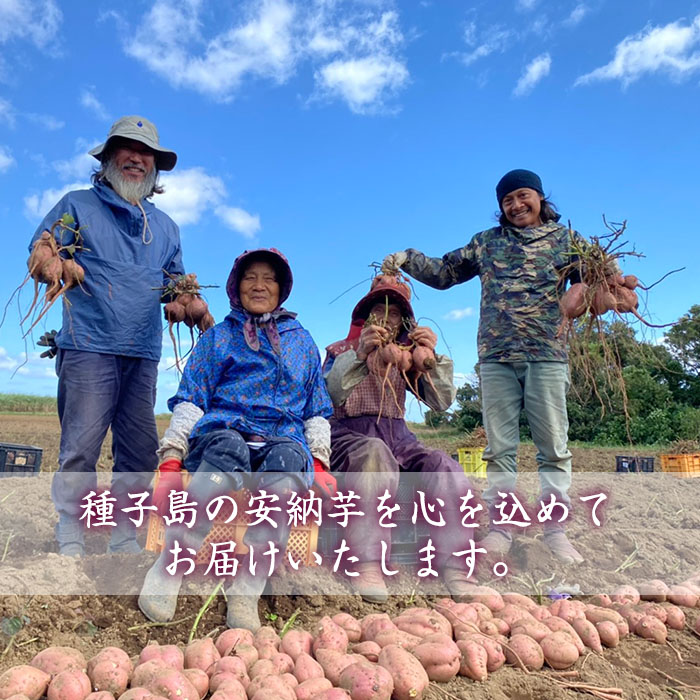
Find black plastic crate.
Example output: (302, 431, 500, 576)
(615, 456, 654, 473)
(0, 443, 42, 477)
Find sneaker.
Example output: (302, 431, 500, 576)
(353, 562, 389, 603)
(544, 531, 584, 565)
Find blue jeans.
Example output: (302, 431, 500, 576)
(52, 349, 159, 518)
(480, 361, 572, 515)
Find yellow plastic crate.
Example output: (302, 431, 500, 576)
(144, 473, 319, 565)
(660, 453, 700, 479)
(457, 447, 487, 478)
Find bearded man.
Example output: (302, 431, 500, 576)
(28, 116, 184, 557)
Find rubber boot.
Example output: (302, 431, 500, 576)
(353, 562, 389, 603)
(224, 474, 296, 630)
(55, 513, 85, 557)
(138, 462, 237, 622)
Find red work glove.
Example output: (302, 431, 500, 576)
(312, 458, 336, 499)
(152, 458, 184, 515)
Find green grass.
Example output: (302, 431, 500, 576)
(0, 393, 57, 414)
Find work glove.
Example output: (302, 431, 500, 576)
(312, 458, 337, 499)
(37, 330, 58, 359)
(152, 458, 184, 515)
(382, 251, 408, 273)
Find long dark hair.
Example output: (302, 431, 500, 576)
(497, 196, 561, 227)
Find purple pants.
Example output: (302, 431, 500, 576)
(330, 416, 474, 568)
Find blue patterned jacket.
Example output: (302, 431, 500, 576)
(168, 306, 333, 485)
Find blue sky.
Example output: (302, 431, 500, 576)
(1, 0, 699, 419)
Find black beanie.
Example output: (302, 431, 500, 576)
(496, 169, 544, 205)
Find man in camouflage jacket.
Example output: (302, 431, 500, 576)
(384, 169, 586, 566)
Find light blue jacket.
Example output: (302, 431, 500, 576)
(30, 181, 184, 361)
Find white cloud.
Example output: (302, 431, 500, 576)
(516, 0, 538, 11)
(158, 166, 260, 236)
(0, 348, 56, 379)
(0, 97, 16, 127)
(513, 52, 551, 96)
(452, 23, 513, 66)
(215, 205, 261, 238)
(124, 0, 296, 99)
(564, 3, 588, 27)
(80, 87, 110, 121)
(0, 0, 62, 47)
(158, 168, 227, 226)
(0, 145, 15, 173)
(52, 140, 99, 181)
(119, 1, 409, 114)
(576, 13, 700, 86)
(315, 55, 408, 113)
(23, 182, 90, 222)
(26, 113, 65, 130)
(443, 307, 475, 321)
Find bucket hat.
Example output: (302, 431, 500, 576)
(89, 115, 177, 171)
(351, 274, 414, 322)
(226, 248, 293, 310)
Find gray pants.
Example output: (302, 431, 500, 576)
(480, 361, 572, 514)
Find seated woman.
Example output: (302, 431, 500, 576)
(138, 248, 333, 631)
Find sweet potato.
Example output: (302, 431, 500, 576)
(270, 653, 294, 676)
(208, 673, 247, 697)
(88, 660, 130, 696)
(185, 639, 220, 673)
(210, 688, 247, 700)
(503, 634, 544, 671)
(295, 678, 332, 700)
(132, 661, 172, 689)
(455, 639, 488, 682)
(462, 635, 505, 673)
(115, 688, 154, 700)
(145, 669, 200, 700)
(249, 659, 275, 680)
(312, 617, 349, 655)
(474, 620, 499, 638)
(411, 639, 459, 682)
(139, 644, 184, 671)
(543, 617, 584, 654)
(280, 631, 313, 662)
(411, 346, 435, 372)
(371, 629, 421, 651)
(638, 602, 667, 623)
(0, 666, 51, 700)
(550, 599, 586, 624)
(47, 670, 91, 700)
(571, 619, 603, 653)
(84, 693, 113, 700)
(587, 594, 612, 608)
(466, 602, 493, 620)
(559, 282, 588, 320)
(663, 605, 686, 630)
(539, 632, 579, 670)
(501, 593, 539, 612)
(247, 674, 296, 700)
(216, 629, 256, 658)
(360, 615, 396, 642)
(88, 647, 132, 677)
(594, 621, 619, 648)
(338, 662, 393, 700)
(282, 674, 298, 688)
(293, 653, 324, 684)
(31, 647, 87, 678)
(255, 627, 281, 649)
(667, 585, 699, 608)
(530, 606, 551, 622)
(392, 609, 451, 639)
(182, 669, 208, 699)
(308, 690, 351, 700)
(331, 614, 362, 644)
(209, 657, 248, 684)
(495, 604, 534, 628)
(456, 586, 504, 612)
(509, 620, 551, 643)
(584, 606, 628, 638)
(634, 615, 667, 644)
(230, 644, 258, 671)
(350, 642, 381, 663)
(638, 580, 669, 602)
(377, 645, 429, 700)
(610, 585, 640, 606)
(314, 651, 364, 686)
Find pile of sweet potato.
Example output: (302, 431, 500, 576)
(1, 576, 699, 700)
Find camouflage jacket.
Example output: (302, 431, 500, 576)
(402, 222, 584, 363)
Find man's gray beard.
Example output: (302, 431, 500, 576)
(103, 158, 158, 204)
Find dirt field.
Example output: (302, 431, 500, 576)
(1, 414, 699, 700)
